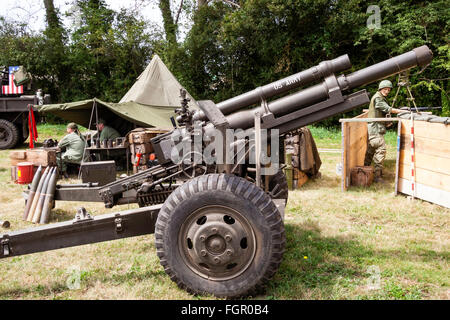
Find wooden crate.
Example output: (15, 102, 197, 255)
(10, 148, 56, 167)
(130, 143, 153, 155)
(128, 129, 168, 144)
(341, 113, 450, 208)
(396, 119, 450, 208)
(340, 113, 402, 190)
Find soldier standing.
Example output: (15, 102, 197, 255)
(57, 123, 86, 178)
(364, 80, 402, 183)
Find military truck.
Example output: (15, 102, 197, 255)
(0, 66, 50, 149)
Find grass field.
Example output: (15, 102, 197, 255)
(0, 124, 448, 300)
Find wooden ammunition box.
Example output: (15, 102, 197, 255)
(350, 166, 374, 187)
(10, 148, 57, 167)
(130, 143, 153, 155)
(128, 129, 168, 144)
(129, 132, 153, 144)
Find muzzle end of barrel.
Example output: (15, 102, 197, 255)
(414, 45, 433, 68)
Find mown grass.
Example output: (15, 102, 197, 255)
(308, 125, 398, 149)
(0, 124, 448, 300)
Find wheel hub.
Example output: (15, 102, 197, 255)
(179, 206, 256, 281)
(205, 235, 226, 254)
(193, 221, 239, 267)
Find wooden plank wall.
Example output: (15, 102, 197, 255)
(341, 112, 368, 191)
(397, 119, 450, 208)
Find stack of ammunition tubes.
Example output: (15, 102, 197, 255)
(22, 165, 58, 224)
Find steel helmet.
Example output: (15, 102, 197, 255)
(378, 80, 393, 90)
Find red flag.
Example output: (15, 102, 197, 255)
(28, 104, 38, 148)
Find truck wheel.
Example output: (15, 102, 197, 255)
(155, 174, 285, 298)
(0, 119, 19, 149)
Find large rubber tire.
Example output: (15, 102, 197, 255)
(268, 170, 289, 202)
(155, 174, 285, 298)
(0, 119, 19, 149)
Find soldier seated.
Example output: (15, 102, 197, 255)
(56, 123, 86, 178)
(96, 118, 121, 142)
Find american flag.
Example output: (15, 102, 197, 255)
(1, 66, 23, 95)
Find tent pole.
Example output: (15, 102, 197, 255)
(78, 101, 97, 180)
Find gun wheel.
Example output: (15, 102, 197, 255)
(179, 151, 207, 179)
(155, 173, 285, 298)
(246, 169, 289, 201)
(268, 169, 289, 201)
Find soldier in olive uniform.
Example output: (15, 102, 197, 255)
(95, 118, 123, 165)
(57, 123, 86, 178)
(364, 80, 401, 182)
(97, 118, 121, 141)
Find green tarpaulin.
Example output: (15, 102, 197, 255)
(36, 54, 198, 132)
(37, 98, 181, 130)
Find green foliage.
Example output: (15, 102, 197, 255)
(356, 0, 449, 117)
(0, 18, 47, 90)
(179, 2, 233, 100)
(64, 0, 156, 102)
(0, 0, 448, 127)
(0, 0, 158, 105)
(169, 0, 449, 126)
(441, 87, 450, 117)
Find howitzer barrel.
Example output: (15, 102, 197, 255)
(223, 45, 432, 130)
(338, 45, 432, 90)
(193, 54, 352, 121)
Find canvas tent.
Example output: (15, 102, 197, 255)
(37, 55, 198, 134)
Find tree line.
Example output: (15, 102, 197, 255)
(1, 0, 448, 125)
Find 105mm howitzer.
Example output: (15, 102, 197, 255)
(0, 46, 433, 298)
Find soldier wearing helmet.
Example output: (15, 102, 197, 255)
(364, 80, 401, 182)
